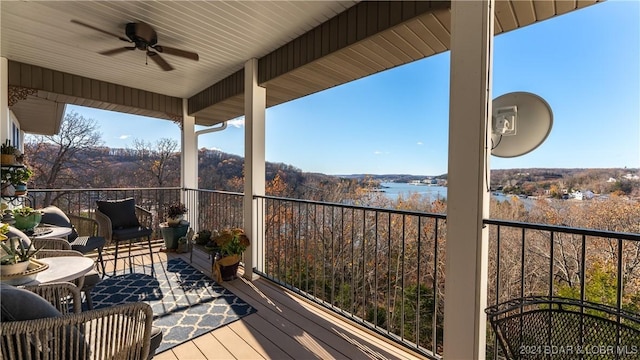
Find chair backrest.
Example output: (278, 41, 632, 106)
(0, 301, 153, 360)
(486, 296, 640, 360)
(22, 282, 82, 314)
(68, 214, 99, 237)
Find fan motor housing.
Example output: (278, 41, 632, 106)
(125, 22, 157, 48)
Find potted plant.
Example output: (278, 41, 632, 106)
(160, 202, 189, 251)
(11, 166, 32, 196)
(166, 202, 187, 226)
(0, 236, 41, 275)
(1, 140, 17, 165)
(193, 229, 212, 246)
(12, 207, 43, 232)
(211, 227, 250, 282)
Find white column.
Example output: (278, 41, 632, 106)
(181, 99, 198, 190)
(181, 98, 198, 227)
(443, 1, 493, 359)
(243, 58, 265, 281)
(1, 57, 8, 142)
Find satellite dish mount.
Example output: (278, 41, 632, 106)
(491, 92, 553, 158)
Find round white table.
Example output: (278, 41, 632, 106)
(32, 225, 73, 239)
(29, 256, 94, 284)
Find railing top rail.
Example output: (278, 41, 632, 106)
(29, 187, 182, 192)
(254, 194, 447, 219)
(484, 218, 640, 241)
(184, 188, 243, 196)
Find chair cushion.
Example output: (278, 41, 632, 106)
(112, 226, 152, 241)
(39, 206, 79, 241)
(96, 198, 141, 230)
(70, 236, 106, 254)
(0, 283, 62, 322)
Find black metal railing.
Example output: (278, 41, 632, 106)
(484, 219, 640, 359)
(183, 188, 244, 231)
(21, 188, 640, 358)
(26, 187, 182, 237)
(254, 195, 447, 358)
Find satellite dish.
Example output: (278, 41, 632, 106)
(491, 92, 553, 158)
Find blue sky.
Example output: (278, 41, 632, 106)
(67, 0, 639, 176)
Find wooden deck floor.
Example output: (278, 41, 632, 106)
(99, 242, 427, 360)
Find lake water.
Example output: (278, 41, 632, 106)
(379, 182, 448, 200)
(379, 182, 515, 202)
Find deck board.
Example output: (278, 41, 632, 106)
(96, 243, 426, 360)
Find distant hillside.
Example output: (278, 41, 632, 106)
(24, 141, 639, 199)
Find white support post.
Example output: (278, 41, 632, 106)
(182, 98, 198, 225)
(243, 58, 265, 281)
(443, 1, 493, 359)
(1, 57, 9, 142)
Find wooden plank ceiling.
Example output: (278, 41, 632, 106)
(1, 1, 603, 131)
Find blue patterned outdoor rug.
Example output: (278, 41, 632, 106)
(91, 258, 256, 353)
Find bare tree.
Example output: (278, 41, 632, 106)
(131, 138, 180, 187)
(25, 111, 103, 204)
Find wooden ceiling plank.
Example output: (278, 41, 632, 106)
(386, 26, 434, 59)
(533, 1, 556, 20)
(556, 0, 577, 15)
(406, 18, 447, 53)
(494, 1, 518, 32)
(421, 13, 451, 49)
(511, 0, 537, 27)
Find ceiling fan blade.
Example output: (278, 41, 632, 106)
(147, 51, 174, 71)
(153, 45, 199, 61)
(71, 19, 131, 43)
(99, 47, 136, 56)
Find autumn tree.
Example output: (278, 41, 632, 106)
(24, 111, 103, 205)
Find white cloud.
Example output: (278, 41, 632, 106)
(228, 117, 245, 128)
(417, 141, 423, 145)
(118, 135, 131, 140)
(374, 150, 383, 155)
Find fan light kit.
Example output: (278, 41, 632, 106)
(491, 92, 553, 158)
(71, 20, 199, 71)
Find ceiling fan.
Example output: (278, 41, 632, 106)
(71, 20, 199, 71)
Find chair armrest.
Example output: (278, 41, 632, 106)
(94, 208, 113, 241)
(0, 302, 153, 360)
(135, 206, 153, 229)
(32, 237, 72, 250)
(68, 214, 99, 237)
(22, 282, 82, 314)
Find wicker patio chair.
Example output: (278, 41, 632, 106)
(0, 288, 154, 360)
(39, 206, 107, 276)
(31, 237, 73, 250)
(35, 249, 101, 310)
(486, 296, 640, 360)
(21, 281, 82, 314)
(95, 198, 154, 275)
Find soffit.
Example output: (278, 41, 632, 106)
(1, 1, 356, 100)
(193, 0, 603, 125)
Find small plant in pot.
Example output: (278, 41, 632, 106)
(212, 227, 250, 282)
(0, 140, 18, 165)
(166, 202, 188, 226)
(160, 202, 189, 252)
(10, 166, 32, 196)
(0, 236, 41, 276)
(13, 207, 43, 232)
